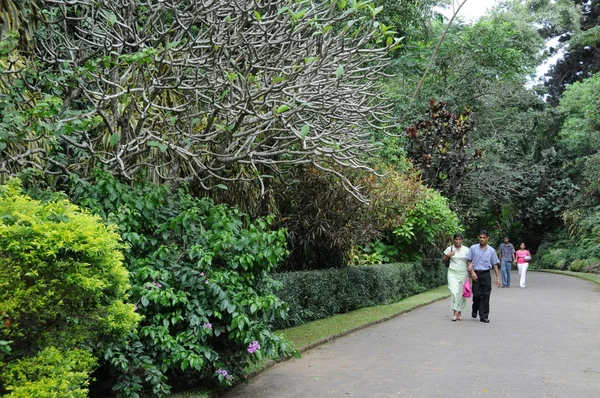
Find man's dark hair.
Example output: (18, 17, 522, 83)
(479, 230, 489, 237)
(454, 233, 464, 239)
(504, 236, 509, 239)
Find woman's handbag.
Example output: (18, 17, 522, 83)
(462, 278, 472, 298)
(524, 255, 532, 261)
(444, 246, 452, 267)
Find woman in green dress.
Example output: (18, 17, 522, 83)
(443, 233, 470, 321)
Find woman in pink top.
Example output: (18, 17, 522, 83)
(515, 243, 531, 288)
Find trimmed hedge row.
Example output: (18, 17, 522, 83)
(272, 261, 446, 329)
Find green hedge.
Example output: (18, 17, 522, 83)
(272, 261, 446, 329)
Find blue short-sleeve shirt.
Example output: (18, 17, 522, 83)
(466, 244, 499, 271)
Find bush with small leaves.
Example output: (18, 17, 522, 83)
(273, 261, 446, 329)
(1, 347, 96, 398)
(0, 179, 139, 395)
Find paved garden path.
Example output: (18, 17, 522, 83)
(224, 271, 600, 397)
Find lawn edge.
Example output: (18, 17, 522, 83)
(533, 269, 600, 287)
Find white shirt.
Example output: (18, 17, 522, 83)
(444, 245, 470, 271)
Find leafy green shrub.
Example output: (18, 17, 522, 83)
(276, 163, 458, 269)
(350, 167, 461, 263)
(0, 179, 139, 393)
(1, 347, 96, 398)
(535, 247, 567, 270)
(569, 259, 588, 272)
(538, 252, 557, 269)
(272, 261, 446, 329)
(65, 173, 291, 396)
(392, 187, 462, 260)
(349, 240, 399, 265)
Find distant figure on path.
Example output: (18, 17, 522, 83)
(515, 243, 532, 288)
(498, 236, 516, 288)
(467, 230, 501, 323)
(443, 233, 469, 321)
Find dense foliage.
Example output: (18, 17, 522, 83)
(275, 167, 382, 270)
(405, 100, 476, 198)
(273, 261, 446, 329)
(62, 173, 292, 396)
(1, 347, 96, 398)
(544, 0, 600, 104)
(3, 0, 600, 395)
(276, 163, 460, 269)
(0, 179, 138, 396)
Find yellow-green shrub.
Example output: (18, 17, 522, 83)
(1, 347, 96, 398)
(0, 179, 139, 392)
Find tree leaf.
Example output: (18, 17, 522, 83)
(301, 124, 310, 139)
(276, 104, 291, 114)
(109, 133, 119, 147)
(148, 140, 168, 153)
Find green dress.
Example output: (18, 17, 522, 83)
(444, 245, 470, 312)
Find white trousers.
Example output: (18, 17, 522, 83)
(517, 263, 529, 288)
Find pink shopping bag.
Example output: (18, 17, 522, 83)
(462, 278, 472, 298)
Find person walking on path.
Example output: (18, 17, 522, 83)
(467, 230, 501, 323)
(498, 236, 516, 288)
(443, 233, 469, 321)
(515, 243, 532, 288)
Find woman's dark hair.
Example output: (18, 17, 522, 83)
(453, 233, 464, 239)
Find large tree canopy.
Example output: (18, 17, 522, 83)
(1, 0, 398, 198)
(544, 0, 600, 104)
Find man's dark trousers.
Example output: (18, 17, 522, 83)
(472, 270, 492, 319)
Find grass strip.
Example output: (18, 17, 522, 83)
(280, 285, 449, 350)
(534, 269, 600, 287)
(172, 285, 450, 397)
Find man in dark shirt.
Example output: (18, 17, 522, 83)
(498, 236, 516, 288)
(467, 230, 501, 323)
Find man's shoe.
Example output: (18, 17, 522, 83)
(471, 311, 477, 318)
(480, 318, 490, 323)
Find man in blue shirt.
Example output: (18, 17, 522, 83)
(467, 230, 501, 323)
(498, 236, 516, 288)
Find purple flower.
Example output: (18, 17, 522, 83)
(200, 272, 205, 277)
(203, 322, 212, 329)
(247, 340, 261, 354)
(217, 369, 228, 376)
(153, 282, 162, 288)
(226, 375, 233, 381)
(205, 279, 210, 284)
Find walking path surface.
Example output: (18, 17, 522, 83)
(224, 271, 600, 397)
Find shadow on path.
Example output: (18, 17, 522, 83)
(224, 271, 600, 398)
